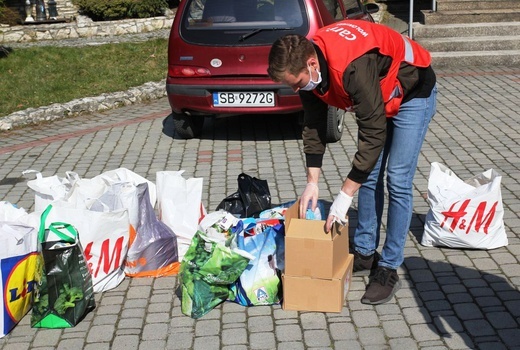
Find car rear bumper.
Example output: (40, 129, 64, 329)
(166, 81, 302, 116)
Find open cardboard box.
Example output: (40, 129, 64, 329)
(282, 253, 354, 312)
(284, 199, 349, 279)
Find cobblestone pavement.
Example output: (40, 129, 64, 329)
(0, 65, 519, 350)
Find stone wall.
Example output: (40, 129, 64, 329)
(0, 14, 174, 43)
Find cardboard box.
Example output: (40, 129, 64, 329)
(282, 253, 354, 313)
(284, 200, 349, 279)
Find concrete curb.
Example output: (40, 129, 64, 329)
(0, 80, 167, 131)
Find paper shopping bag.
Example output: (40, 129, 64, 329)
(31, 206, 95, 328)
(0, 221, 39, 338)
(422, 162, 507, 249)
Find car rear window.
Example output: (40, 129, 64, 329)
(179, 0, 310, 45)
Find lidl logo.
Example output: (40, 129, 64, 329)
(2, 253, 38, 327)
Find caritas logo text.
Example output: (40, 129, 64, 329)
(440, 199, 498, 234)
(2, 253, 38, 332)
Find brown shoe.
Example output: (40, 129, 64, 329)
(360, 266, 401, 305)
(352, 250, 380, 277)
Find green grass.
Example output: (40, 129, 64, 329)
(0, 38, 168, 117)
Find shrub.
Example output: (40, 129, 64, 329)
(73, 0, 168, 21)
(0, 0, 22, 25)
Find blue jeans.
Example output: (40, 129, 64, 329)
(354, 85, 437, 270)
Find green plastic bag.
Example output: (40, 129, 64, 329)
(180, 231, 252, 319)
(31, 205, 96, 328)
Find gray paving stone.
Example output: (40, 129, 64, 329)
(86, 325, 115, 343)
(32, 329, 62, 346)
(303, 329, 331, 347)
(221, 328, 248, 346)
(382, 319, 411, 338)
(194, 319, 220, 337)
(352, 310, 380, 328)
(277, 341, 305, 350)
(142, 323, 169, 340)
(357, 327, 386, 346)
(138, 340, 166, 349)
(249, 332, 276, 349)
(275, 324, 302, 342)
(388, 337, 418, 350)
(166, 331, 194, 349)
(193, 335, 220, 350)
(56, 338, 85, 350)
(111, 335, 140, 350)
(300, 312, 327, 330)
(117, 317, 144, 329)
(247, 315, 274, 333)
(83, 343, 111, 350)
(329, 321, 356, 340)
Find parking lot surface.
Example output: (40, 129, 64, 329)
(0, 65, 519, 350)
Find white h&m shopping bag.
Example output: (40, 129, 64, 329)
(422, 162, 507, 249)
(22, 204, 130, 292)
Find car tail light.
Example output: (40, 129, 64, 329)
(169, 65, 211, 78)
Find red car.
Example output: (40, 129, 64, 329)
(166, 0, 378, 140)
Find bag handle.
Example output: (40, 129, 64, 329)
(38, 205, 78, 243)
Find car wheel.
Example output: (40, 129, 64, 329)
(326, 106, 345, 143)
(171, 112, 205, 139)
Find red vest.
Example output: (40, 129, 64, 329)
(312, 20, 431, 117)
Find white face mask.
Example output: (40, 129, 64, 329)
(300, 65, 322, 91)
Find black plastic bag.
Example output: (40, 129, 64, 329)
(216, 173, 271, 218)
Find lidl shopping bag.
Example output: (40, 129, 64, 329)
(0, 222, 38, 337)
(31, 206, 95, 328)
(22, 203, 130, 293)
(422, 162, 507, 249)
(179, 231, 253, 319)
(156, 170, 206, 261)
(229, 218, 284, 306)
(124, 183, 179, 277)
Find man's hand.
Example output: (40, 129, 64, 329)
(325, 190, 353, 232)
(299, 183, 319, 218)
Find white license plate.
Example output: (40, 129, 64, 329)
(213, 91, 275, 107)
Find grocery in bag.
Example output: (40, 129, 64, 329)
(422, 162, 507, 249)
(229, 218, 284, 306)
(0, 219, 38, 338)
(32, 205, 95, 328)
(124, 183, 179, 277)
(179, 213, 253, 319)
(216, 173, 271, 218)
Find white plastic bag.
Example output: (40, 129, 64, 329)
(0, 201, 28, 221)
(22, 170, 75, 211)
(156, 170, 206, 260)
(422, 162, 507, 249)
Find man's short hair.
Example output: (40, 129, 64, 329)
(267, 34, 316, 82)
